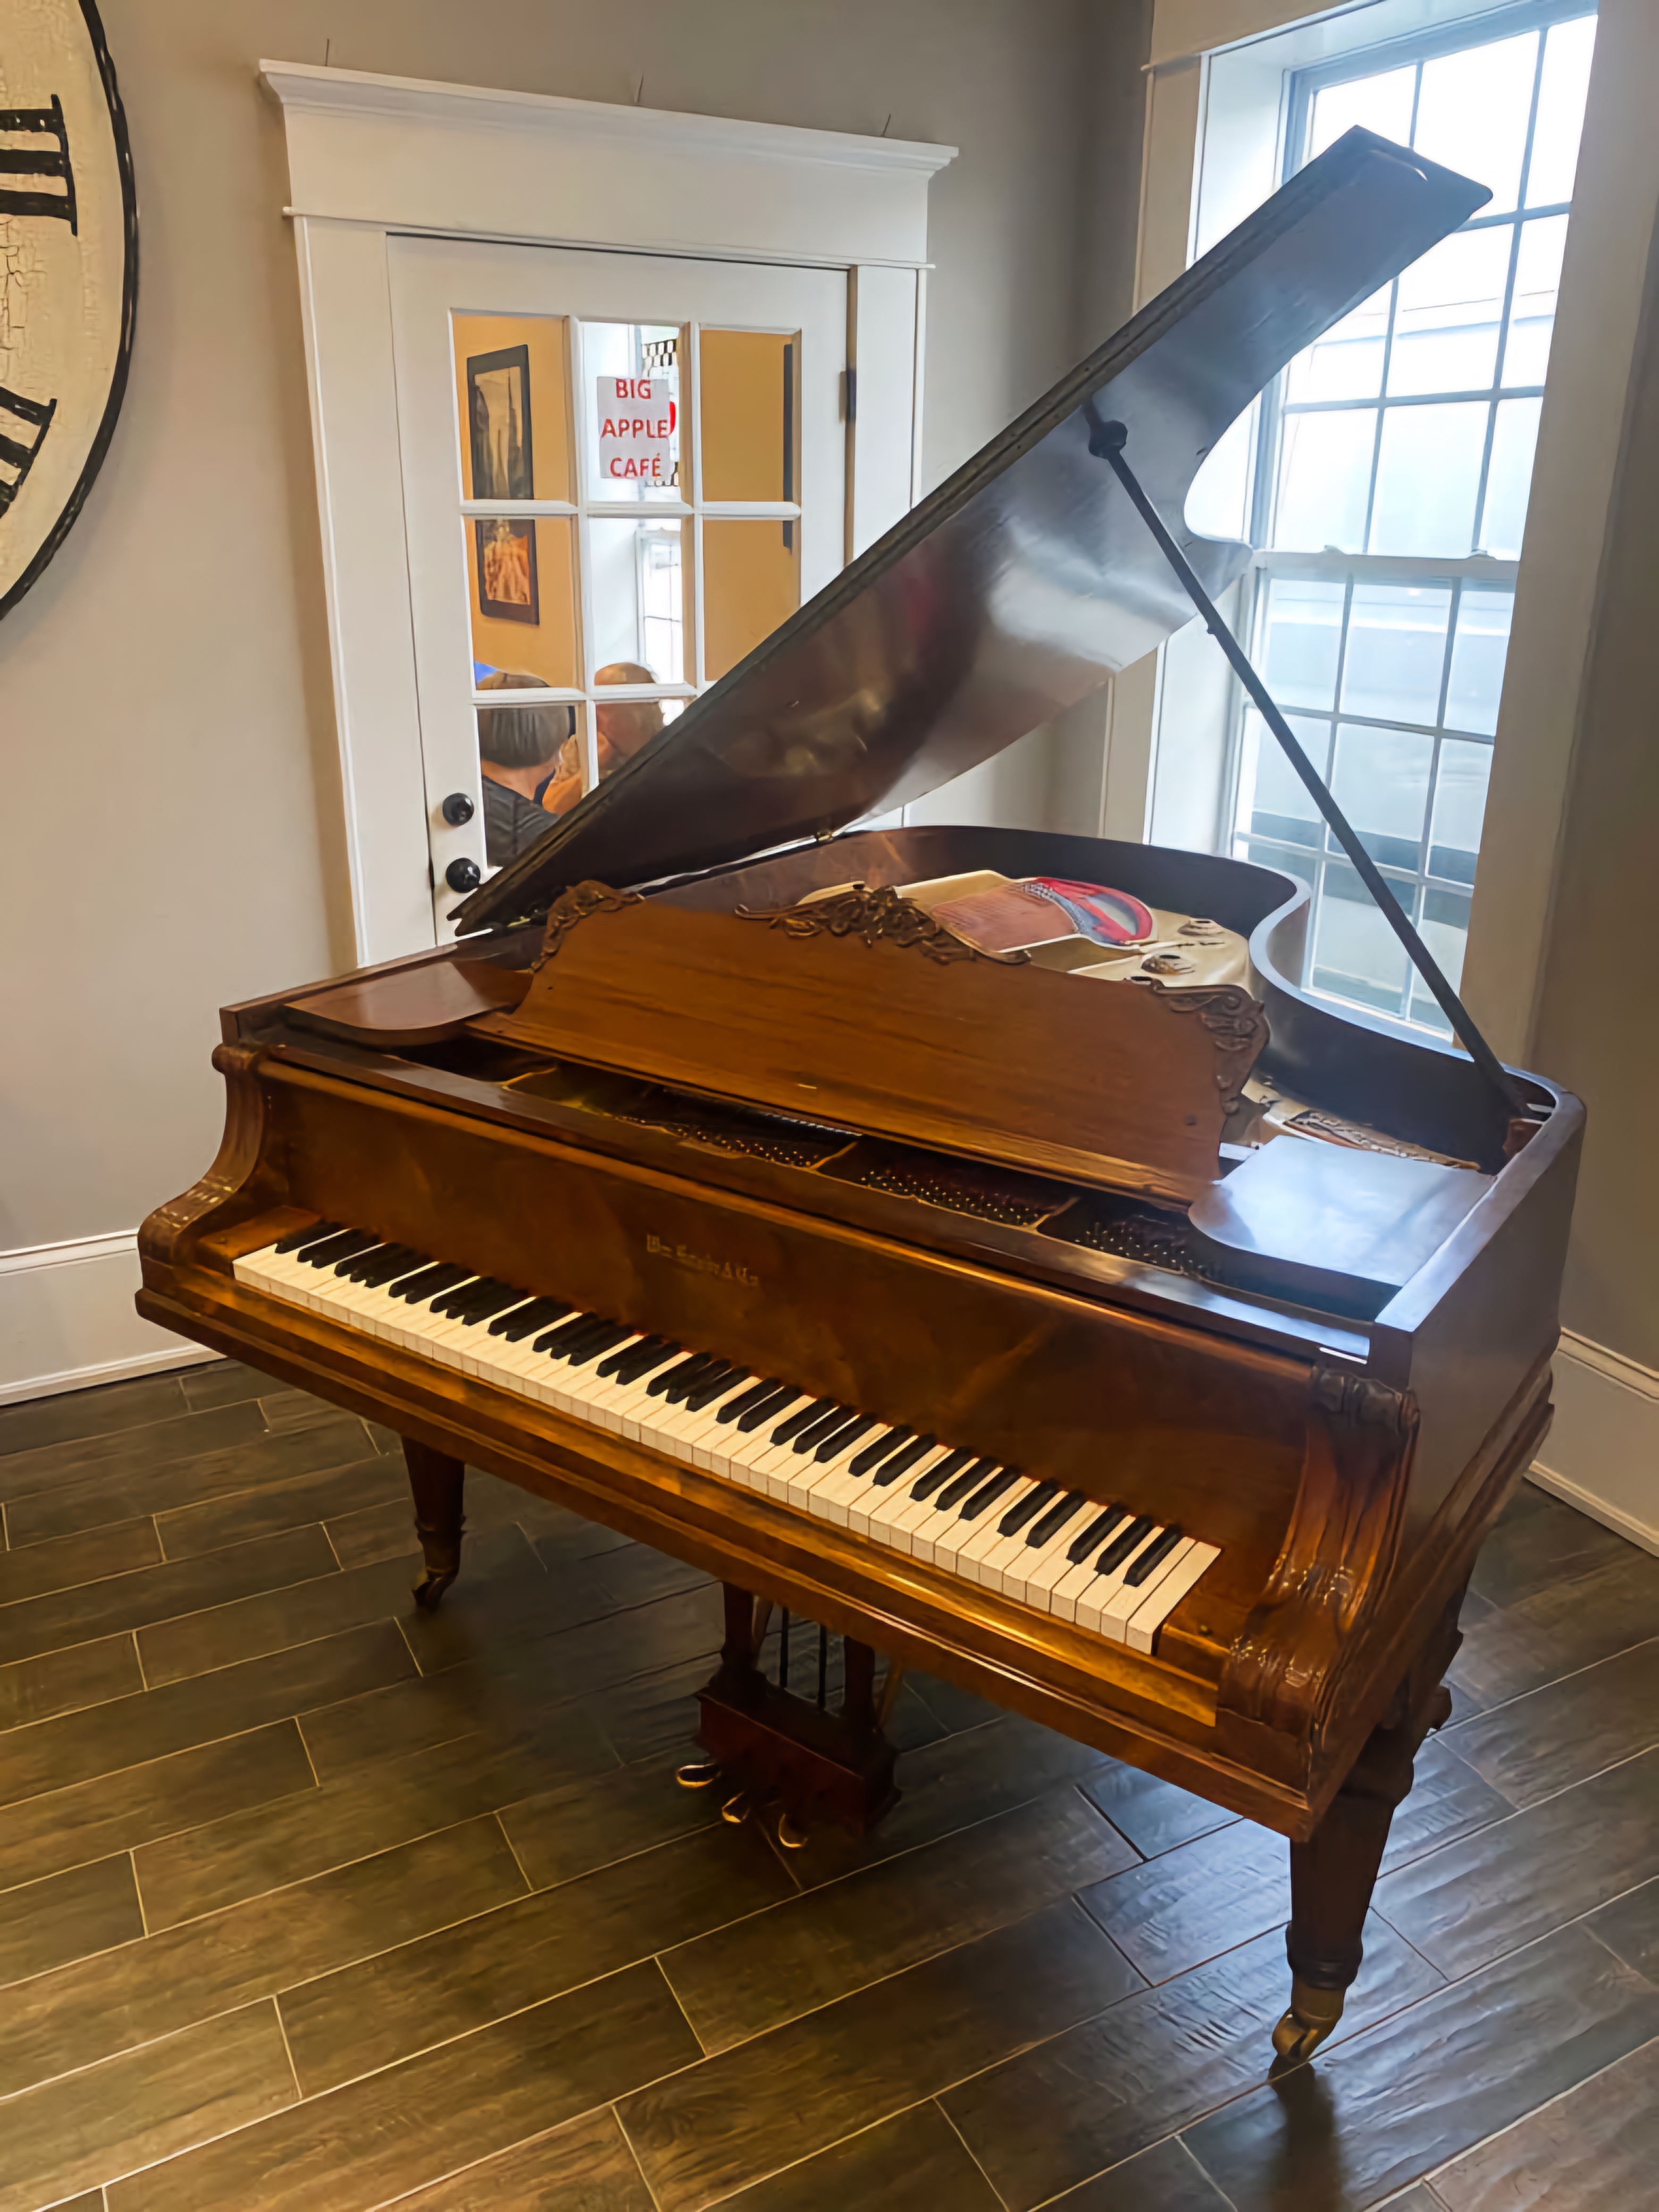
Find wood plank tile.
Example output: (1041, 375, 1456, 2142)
(941, 1912, 1440, 2210)
(1179, 1925, 1659, 2212)
(1451, 1551, 1659, 1710)
(5, 1412, 376, 1545)
(1430, 2036, 1659, 2210)
(0, 1620, 414, 1811)
(0, 1371, 187, 1459)
(178, 1361, 265, 1411)
(3, 1816, 526, 2100)
(1375, 1749, 1659, 1978)
(156, 1453, 405, 1561)
(386, 2105, 655, 2210)
(663, 1786, 1139, 2055)
(0, 1516, 162, 1604)
(1443, 1639, 1659, 1807)
(589, 1541, 715, 1610)
(1040, 2136, 1233, 2211)
(0, 1633, 144, 1732)
(282, 1818, 793, 2092)
(1470, 1492, 1640, 1610)
(136, 1721, 618, 1930)
(0, 1720, 317, 1891)
(1379, 1737, 1514, 1876)
(107, 1961, 701, 2212)
(320, 1495, 422, 1571)
(718, 2101, 1003, 2211)
(38, 2195, 104, 2212)
(0, 1998, 296, 2212)
(256, 1388, 356, 1436)
(617, 1900, 1144, 2211)
(0, 1853, 143, 1987)
(1077, 1814, 1289, 1984)
(500, 1759, 726, 1891)
(0, 1525, 339, 1668)
(1080, 1759, 1239, 1858)
(321, 1470, 619, 1573)
(0, 1398, 270, 1509)
(1585, 1878, 1658, 1985)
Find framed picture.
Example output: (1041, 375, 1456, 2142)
(467, 343, 533, 500)
(475, 516, 540, 625)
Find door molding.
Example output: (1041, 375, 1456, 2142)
(261, 62, 955, 965)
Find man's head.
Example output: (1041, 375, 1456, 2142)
(476, 672, 574, 774)
(594, 663, 666, 766)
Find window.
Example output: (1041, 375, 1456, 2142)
(1225, 4, 1596, 1030)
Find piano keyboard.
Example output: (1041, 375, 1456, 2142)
(233, 1221, 1219, 1657)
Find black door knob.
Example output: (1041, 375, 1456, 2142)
(440, 791, 475, 826)
(445, 857, 482, 893)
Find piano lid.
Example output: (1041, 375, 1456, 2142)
(455, 128, 1488, 935)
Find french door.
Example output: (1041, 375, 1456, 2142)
(389, 237, 849, 935)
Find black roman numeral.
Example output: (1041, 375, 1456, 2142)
(0, 94, 77, 231)
(0, 383, 57, 516)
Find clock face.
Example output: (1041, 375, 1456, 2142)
(0, 0, 137, 619)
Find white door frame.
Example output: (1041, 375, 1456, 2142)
(261, 61, 956, 965)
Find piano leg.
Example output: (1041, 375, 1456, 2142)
(404, 1439, 466, 1610)
(1275, 1585, 1464, 2067)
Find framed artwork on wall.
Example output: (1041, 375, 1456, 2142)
(467, 343, 533, 500)
(475, 515, 540, 624)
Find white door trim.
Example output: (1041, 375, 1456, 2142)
(262, 63, 953, 966)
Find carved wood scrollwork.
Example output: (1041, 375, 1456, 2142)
(1220, 1363, 1418, 1751)
(736, 885, 1028, 966)
(532, 881, 644, 969)
(1135, 981, 1269, 1117)
(138, 1042, 283, 1267)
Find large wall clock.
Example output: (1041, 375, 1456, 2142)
(0, 0, 137, 622)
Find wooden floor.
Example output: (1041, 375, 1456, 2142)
(0, 1363, 1653, 2212)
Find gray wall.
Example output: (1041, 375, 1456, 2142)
(2, 0, 1151, 1257)
(1531, 217, 1659, 1372)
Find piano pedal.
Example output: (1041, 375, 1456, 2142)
(776, 1812, 810, 1851)
(1269, 1980, 1346, 2071)
(676, 1758, 724, 1790)
(720, 1791, 754, 1826)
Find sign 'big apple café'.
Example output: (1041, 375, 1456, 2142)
(597, 375, 676, 487)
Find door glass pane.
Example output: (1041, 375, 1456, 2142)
(1287, 285, 1389, 403)
(475, 686, 583, 868)
(1428, 739, 1492, 884)
(467, 516, 580, 687)
(1446, 589, 1512, 734)
(589, 517, 688, 683)
(1330, 723, 1433, 871)
(700, 330, 797, 502)
(1339, 585, 1451, 725)
(1369, 402, 1486, 555)
(1272, 409, 1375, 551)
(1526, 15, 1597, 206)
(1260, 578, 1344, 709)
(1410, 884, 1472, 1031)
(453, 315, 572, 503)
(703, 518, 801, 682)
(1311, 860, 1409, 1016)
(1502, 217, 1566, 387)
(1308, 64, 1415, 157)
(584, 324, 681, 501)
(1241, 707, 1332, 848)
(1413, 33, 1537, 216)
(1387, 229, 1510, 398)
(1478, 397, 1541, 556)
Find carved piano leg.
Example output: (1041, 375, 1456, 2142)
(404, 1439, 466, 1610)
(1275, 1589, 1464, 2067)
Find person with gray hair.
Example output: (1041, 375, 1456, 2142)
(475, 672, 577, 866)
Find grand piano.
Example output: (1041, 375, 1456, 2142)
(138, 127, 1581, 2068)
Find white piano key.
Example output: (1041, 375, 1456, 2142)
(1124, 1540, 1219, 1654)
(1094, 1532, 1189, 1642)
(1075, 1526, 1167, 1638)
(1002, 1504, 1091, 1606)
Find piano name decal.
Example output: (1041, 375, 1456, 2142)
(645, 1233, 760, 1288)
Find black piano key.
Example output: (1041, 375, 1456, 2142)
(718, 1377, 782, 1424)
(648, 1352, 712, 1398)
(738, 1386, 801, 1434)
(873, 1435, 937, 1487)
(491, 1297, 568, 1340)
(616, 1342, 684, 1387)
(910, 1447, 974, 1502)
(389, 1262, 470, 1304)
(431, 1276, 500, 1319)
(534, 1312, 603, 1354)
(454, 1283, 533, 1327)
(1067, 1504, 1127, 1564)
(298, 1228, 379, 1269)
(791, 1404, 854, 1455)
(1026, 1493, 1087, 1548)
(567, 1323, 635, 1368)
(934, 1456, 995, 1512)
(273, 1219, 341, 1254)
(998, 1481, 1059, 1538)
(347, 1244, 424, 1286)
(959, 1468, 1021, 1520)
(599, 1334, 668, 1379)
(770, 1398, 837, 1447)
(659, 1354, 725, 1403)
(815, 1413, 878, 1463)
(1096, 1513, 1157, 1577)
(684, 1364, 749, 1412)
(1124, 1524, 1185, 1587)
(848, 1427, 913, 1479)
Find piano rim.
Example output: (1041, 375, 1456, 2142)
(135, 1245, 1547, 1844)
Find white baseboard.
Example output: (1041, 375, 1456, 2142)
(0, 1233, 218, 1407)
(1532, 1330, 1659, 1556)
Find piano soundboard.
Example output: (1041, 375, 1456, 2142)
(235, 1218, 1219, 1656)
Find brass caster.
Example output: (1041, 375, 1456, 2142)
(1270, 1980, 1346, 2072)
(720, 1791, 753, 1826)
(676, 1759, 722, 1790)
(412, 1569, 456, 1613)
(777, 1813, 809, 1851)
